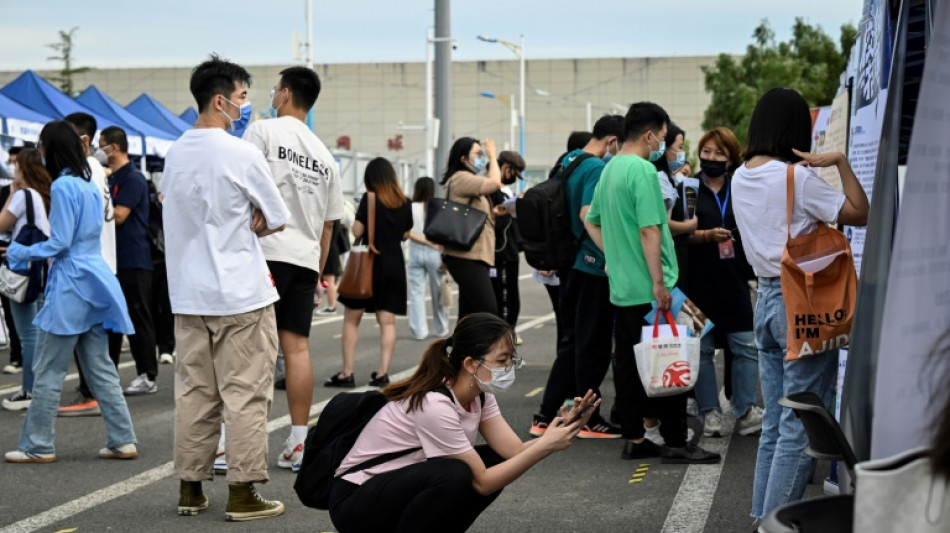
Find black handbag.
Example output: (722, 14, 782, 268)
(423, 181, 488, 251)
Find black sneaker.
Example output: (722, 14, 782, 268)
(621, 439, 663, 460)
(661, 443, 721, 464)
(579, 416, 623, 439)
(323, 373, 355, 388)
(368, 372, 390, 387)
(274, 378, 286, 390)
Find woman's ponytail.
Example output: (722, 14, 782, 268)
(382, 338, 458, 411)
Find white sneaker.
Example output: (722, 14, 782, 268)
(704, 410, 723, 438)
(2, 390, 32, 411)
(214, 446, 228, 475)
(276, 437, 304, 472)
(644, 424, 665, 446)
(3, 362, 22, 374)
(123, 373, 157, 396)
(159, 353, 174, 364)
(719, 387, 732, 413)
(315, 306, 337, 315)
(5, 449, 55, 463)
(99, 443, 138, 459)
(737, 406, 764, 436)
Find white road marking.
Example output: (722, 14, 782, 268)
(2, 312, 557, 533)
(660, 414, 737, 533)
(0, 361, 137, 396)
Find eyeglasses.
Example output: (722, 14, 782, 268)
(481, 355, 522, 373)
(269, 86, 284, 100)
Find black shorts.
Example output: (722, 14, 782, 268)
(267, 261, 318, 337)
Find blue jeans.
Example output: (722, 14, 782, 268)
(695, 330, 759, 417)
(750, 277, 838, 519)
(407, 243, 449, 339)
(17, 325, 137, 454)
(9, 298, 40, 393)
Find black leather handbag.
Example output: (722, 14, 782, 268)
(423, 182, 488, 251)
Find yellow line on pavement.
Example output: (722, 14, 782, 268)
(524, 387, 544, 398)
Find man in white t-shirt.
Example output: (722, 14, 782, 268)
(58, 113, 118, 418)
(161, 55, 290, 522)
(242, 67, 344, 471)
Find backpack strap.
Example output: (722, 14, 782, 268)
(336, 447, 421, 479)
(22, 189, 35, 228)
(786, 164, 795, 240)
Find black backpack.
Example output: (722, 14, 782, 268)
(145, 180, 164, 260)
(294, 387, 482, 510)
(516, 152, 594, 271)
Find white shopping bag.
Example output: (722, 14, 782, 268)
(634, 310, 701, 398)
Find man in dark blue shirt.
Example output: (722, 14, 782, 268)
(99, 127, 157, 396)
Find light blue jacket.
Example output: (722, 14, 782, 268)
(8, 173, 133, 335)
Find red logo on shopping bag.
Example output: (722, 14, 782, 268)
(662, 361, 692, 388)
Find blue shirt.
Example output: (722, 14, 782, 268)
(109, 162, 152, 270)
(8, 174, 133, 335)
(562, 149, 607, 277)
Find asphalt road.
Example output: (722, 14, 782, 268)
(0, 265, 829, 533)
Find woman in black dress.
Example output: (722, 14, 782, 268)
(325, 158, 412, 388)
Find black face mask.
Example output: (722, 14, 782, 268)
(700, 158, 728, 178)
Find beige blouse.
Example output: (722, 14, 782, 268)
(441, 171, 495, 266)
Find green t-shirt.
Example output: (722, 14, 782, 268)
(586, 154, 679, 306)
(562, 149, 607, 277)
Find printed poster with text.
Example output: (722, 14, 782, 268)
(847, 0, 892, 274)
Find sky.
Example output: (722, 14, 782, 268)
(0, 1, 866, 70)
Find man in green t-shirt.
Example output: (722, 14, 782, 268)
(585, 102, 720, 465)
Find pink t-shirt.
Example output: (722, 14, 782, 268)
(336, 388, 501, 485)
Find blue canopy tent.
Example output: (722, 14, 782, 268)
(77, 86, 176, 157)
(126, 93, 191, 137)
(0, 92, 54, 143)
(0, 70, 146, 155)
(179, 107, 198, 125)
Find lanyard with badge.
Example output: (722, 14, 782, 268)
(705, 175, 735, 260)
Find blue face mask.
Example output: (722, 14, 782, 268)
(222, 97, 253, 131)
(603, 153, 613, 164)
(470, 154, 488, 174)
(669, 151, 686, 173)
(648, 132, 666, 162)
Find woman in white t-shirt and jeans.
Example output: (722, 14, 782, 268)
(407, 176, 449, 340)
(329, 312, 599, 533)
(731, 88, 869, 521)
(0, 148, 51, 412)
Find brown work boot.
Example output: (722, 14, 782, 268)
(225, 483, 284, 522)
(177, 481, 209, 516)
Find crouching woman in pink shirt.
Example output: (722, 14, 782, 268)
(329, 312, 599, 533)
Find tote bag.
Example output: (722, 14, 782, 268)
(423, 180, 488, 251)
(0, 189, 48, 304)
(634, 310, 701, 397)
(853, 447, 950, 533)
(780, 165, 857, 360)
(338, 192, 377, 300)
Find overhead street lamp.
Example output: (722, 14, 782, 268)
(477, 34, 525, 160)
(479, 91, 516, 151)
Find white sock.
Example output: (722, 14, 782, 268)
(290, 425, 308, 446)
(217, 423, 226, 450)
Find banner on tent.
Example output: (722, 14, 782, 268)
(5, 118, 44, 143)
(871, 0, 950, 460)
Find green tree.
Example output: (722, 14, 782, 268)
(46, 27, 92, 96)
(701, 18, 857, 147)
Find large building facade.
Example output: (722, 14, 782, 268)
(0, 55, 717, 178)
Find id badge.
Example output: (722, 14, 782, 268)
(718, 240, 735, 260)
(489, 268, 498, 278)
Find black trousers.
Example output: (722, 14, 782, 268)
(489, 260, 520, 331)
(329, 445, 504, 533)
(442, 255, 498, 321)
(615, 304, 688, 446)
(543, 283, 564, 350)
(1, 294, 21, 364)
(539, 269, 615, 421)
(151, 262, 175, 355)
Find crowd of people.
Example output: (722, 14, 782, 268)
(0, 53, 875, 531)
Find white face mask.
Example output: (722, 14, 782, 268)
(472, 362, 516, 394)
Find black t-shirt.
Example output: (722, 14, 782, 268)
(668, 175, 690, 290)
(355, 194, 412, 257)
(109, 163, 153, 271)
(686, 177, 754, 332)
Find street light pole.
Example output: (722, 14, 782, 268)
(518, 34, 525, 159)
(425, 28, 434, 177)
